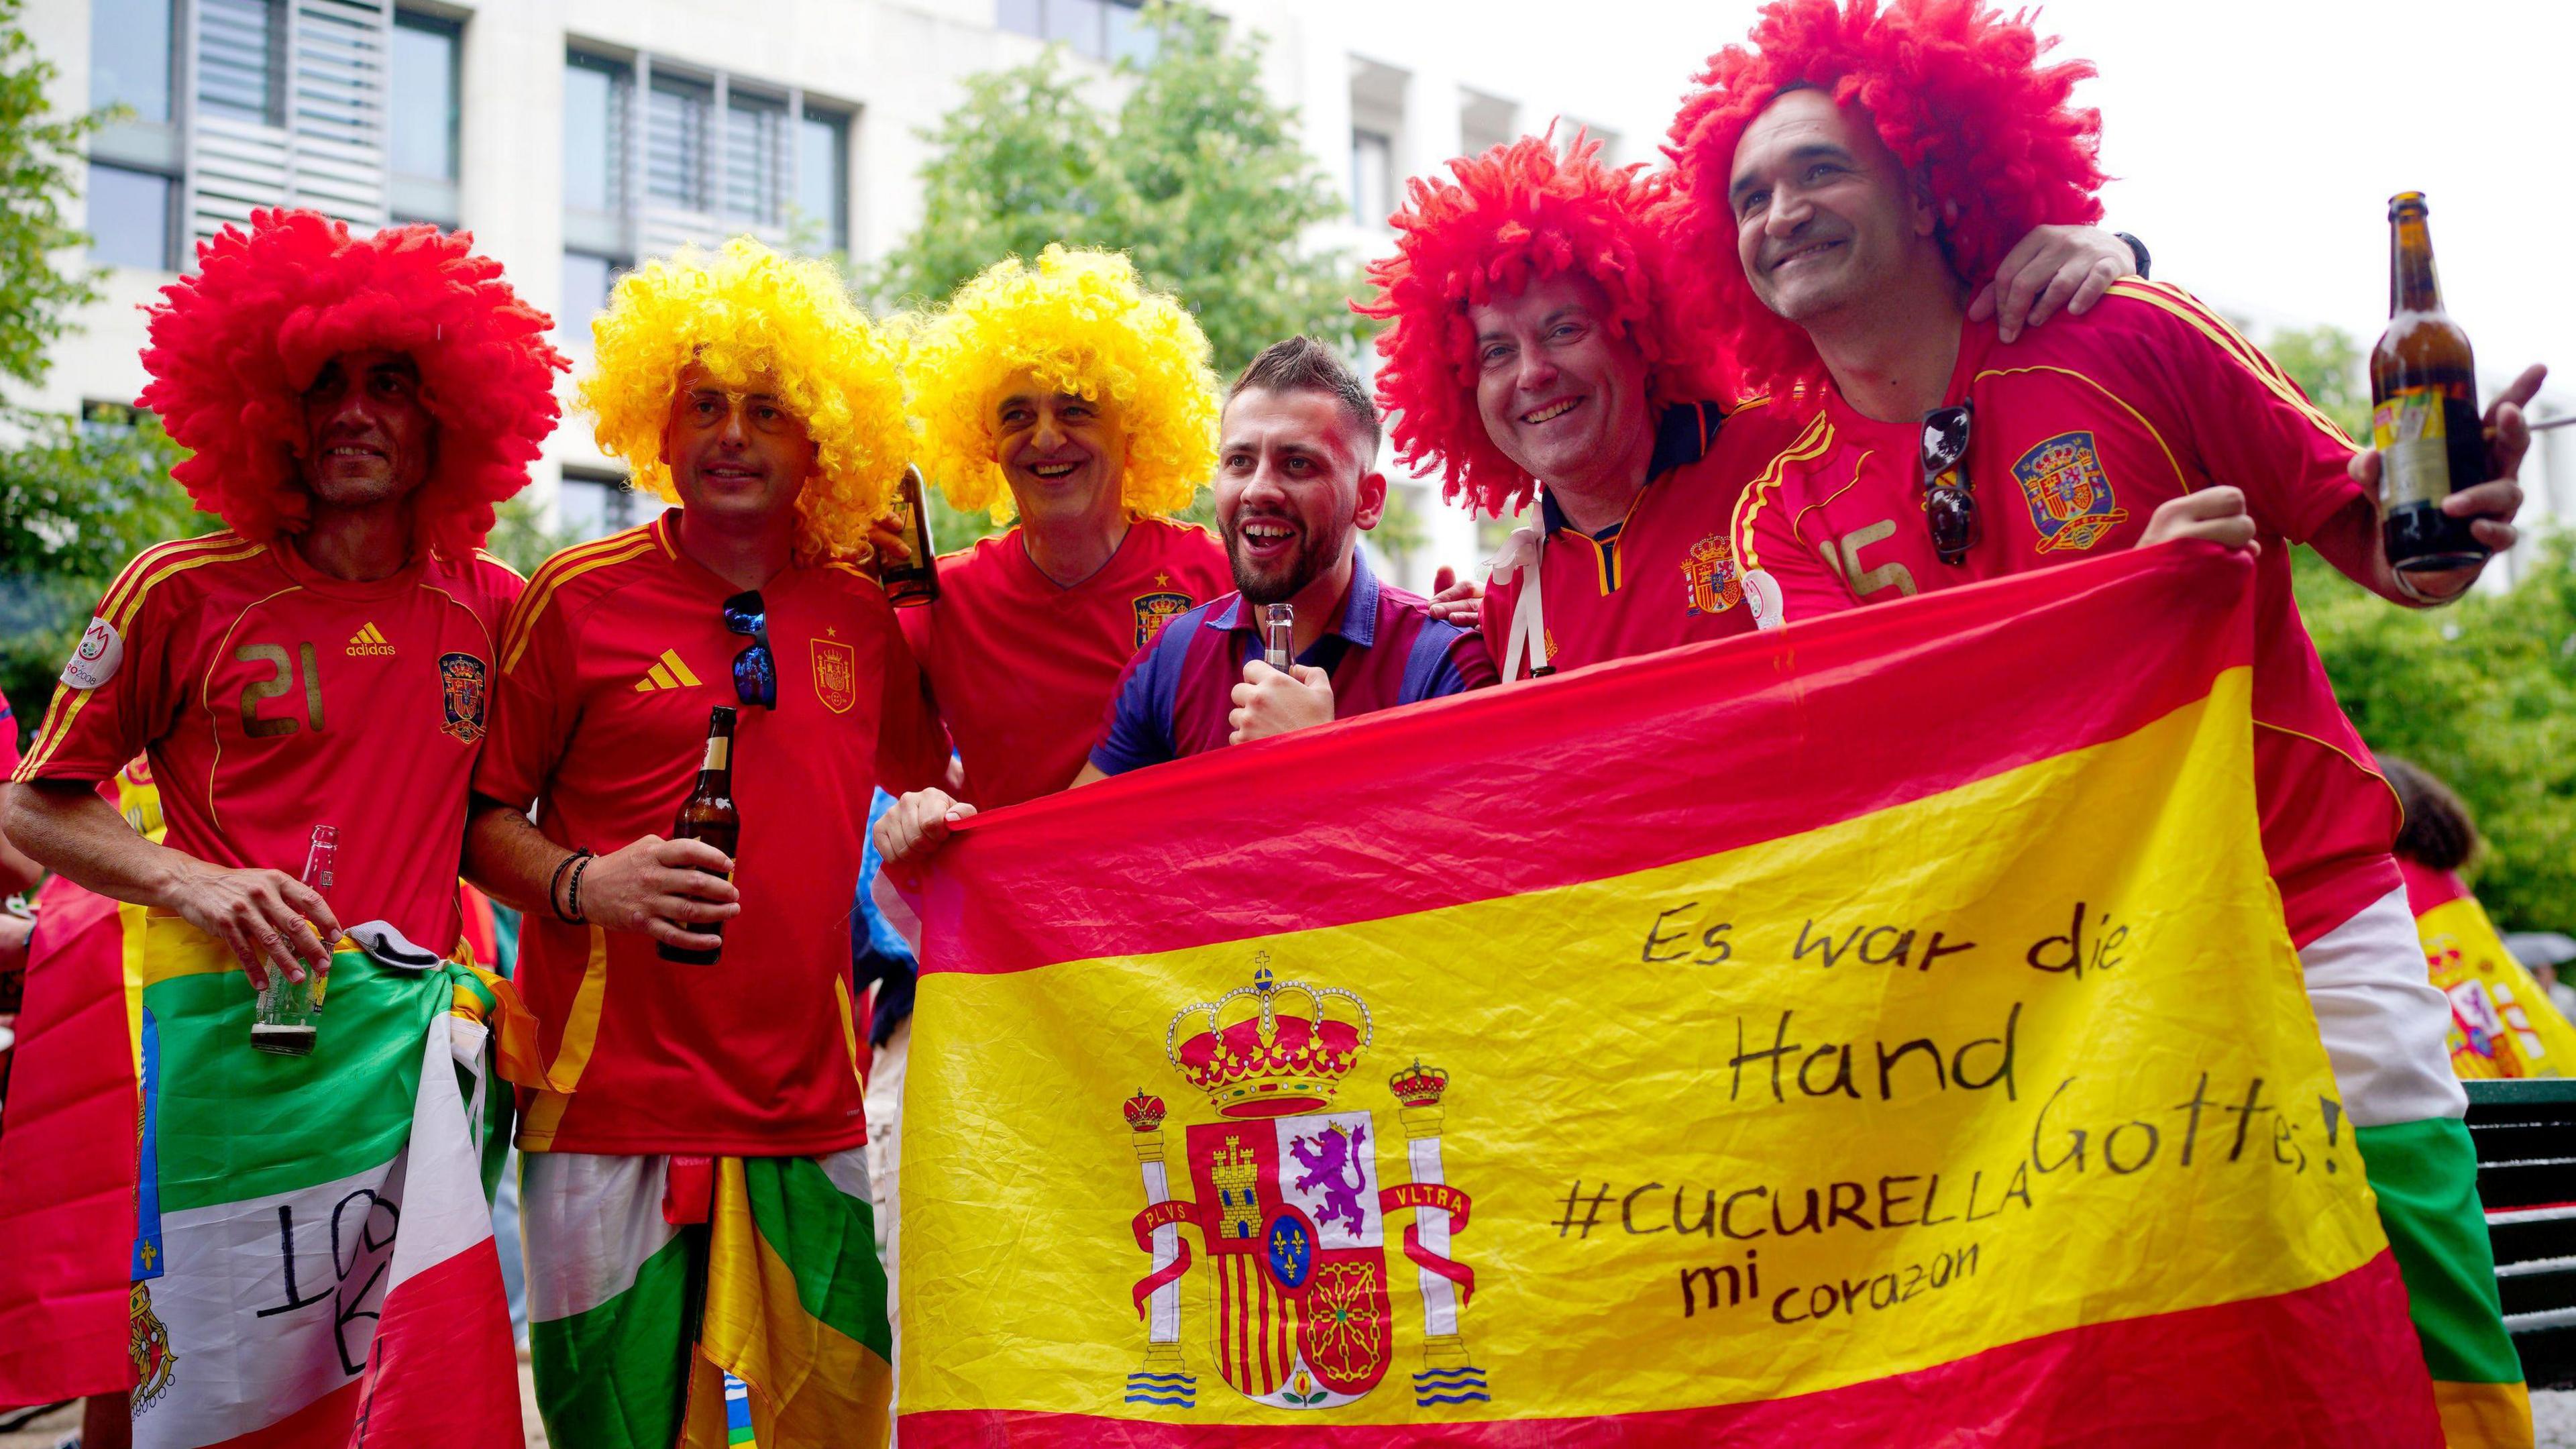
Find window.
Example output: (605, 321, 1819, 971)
(564, 52, 631, 217)
(646, 73, 712, 211)
(198, 0, 285, 125)
(91, 0, 174, 123)
(1350, 129, 1393, 229)
(795, 109, 849, 254)
(89, 162, 175, 270)
(391, 11, 462, 224)
(559, 251, 621, 350)
(723, 91, 786, 226)
(998, 0, 1146, 62)
(558, 467, 645, 541)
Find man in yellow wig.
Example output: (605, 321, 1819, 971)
(463, 238, 943, 1449)
(866, 245, 1234, 1240)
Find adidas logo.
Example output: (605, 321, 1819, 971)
(634, 648, 704, 692)
(345, 622, 396, 657)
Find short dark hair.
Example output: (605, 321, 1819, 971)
(2383, 756, 2479, 873)
(1226, 336, 1381, 460)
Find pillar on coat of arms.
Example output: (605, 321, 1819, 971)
(1124, 1090, 1195, 1406)
(1390, 1060, 1486, 1405)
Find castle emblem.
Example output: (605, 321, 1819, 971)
(2012, 431, 2130, 553)
(1132, 588, 1194, 649)
(1118, 959, 1485, 1412)
(1681, 532, 1743, 616)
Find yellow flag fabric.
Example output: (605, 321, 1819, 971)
(2404, 861, 2576, 1079)
(902, 545, 2441, 1446)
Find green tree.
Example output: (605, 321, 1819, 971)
(0, 411, 200, 733)
(0, 0, 202, 744)
(0, 0, 105, 388)
(2258, 323, 2576, 930)
(871, 7, 1366, 507)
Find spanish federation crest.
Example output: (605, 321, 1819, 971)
(1133, 584, 1194, 650)
(1118, 959, 1485, 1413)
(809, 637, 858, 715)
(435, 651, 488, 743)
(2012, 431, 2130, 553)
(1681, 532, 1743, 616)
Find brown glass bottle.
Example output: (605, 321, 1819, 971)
(659, 705, 740, 965)
(882, 464, 941, 608)
(2371, 191, 2490, 574)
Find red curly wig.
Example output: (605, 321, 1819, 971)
(1356, 131, 1719, 518)
(1663, 0, 2105, 397)
(138, 209, 567, 558)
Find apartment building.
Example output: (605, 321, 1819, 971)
(22, 0, 1695, 589)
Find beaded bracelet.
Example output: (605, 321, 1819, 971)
(566, 854, 595, 924)
(549, 849, 593, 924)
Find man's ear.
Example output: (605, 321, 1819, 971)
(1353, 470, 1389, 531)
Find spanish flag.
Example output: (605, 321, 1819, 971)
(904, 543, 2442, 1444)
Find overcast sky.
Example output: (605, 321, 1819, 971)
(1398, 0, 2571, 410)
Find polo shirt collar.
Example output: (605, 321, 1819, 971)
(1539, 400, 1721, 539)
(1204, 547, 1381, 649)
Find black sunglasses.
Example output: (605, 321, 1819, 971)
(722, 590, 777, 709)
(1919, 402, 1978, 566)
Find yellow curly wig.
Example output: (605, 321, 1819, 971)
(899, 245, 1218, 523)
(579, 237, 909, 565)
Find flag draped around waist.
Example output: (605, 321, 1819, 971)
(901, 543, 2442, 1447)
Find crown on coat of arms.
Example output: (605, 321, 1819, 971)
(1389, 1058, 1448, 1108)
(1165, 957, 1374, 1120)
(1123, 1089, 1167, 1134)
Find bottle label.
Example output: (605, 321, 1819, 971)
(702, 737, 730, 772)
(2373, 386, 2452, 509)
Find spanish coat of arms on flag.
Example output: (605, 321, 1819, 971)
(902, 543, 2445, 1446)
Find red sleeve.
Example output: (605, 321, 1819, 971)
(473, 583, 576, 810)
(2108, 283, 2363, 545)
(13, 550, 191, 786)
(0, 687, 20, 777)
(871, 608, 946, 798)
(1733, 467, 1858, 629)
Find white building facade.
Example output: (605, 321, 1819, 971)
(23, 0, 1693, 590)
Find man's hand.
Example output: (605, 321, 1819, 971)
(2345, 362, 2544, 603)
(872, 789, 977, 882)
(578, 834, 740, 953)
(865, 516, 910, 578)
(1968, 225, 2137, 343)
(1229, 660, 1334, 745)
(164, 859, 341, 989)
(2138, 486, 2259, 554)
(1428, 567, 1482, 627)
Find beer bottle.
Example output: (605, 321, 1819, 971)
(252, 824, 334, 1055)
(1264, 603, 1294, 671)
(660, 706, 741, 965)
(2371, 191, 2491, 574)
(881, 464, 941, 608)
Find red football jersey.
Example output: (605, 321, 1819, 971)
(1733, 280, 2394, 947)
(0, 686, 19, 776)
(13, 533, 521, 950)
(1478, 400, 1802, 678)
(476, 513, 945, 1157)
(900, 517, 1230, 810)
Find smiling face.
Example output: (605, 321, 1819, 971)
(1726, 87, 1941, 325)
(1215, 386, 1385, 606)
(661, 361, 818, 524)
(297, 349, 435, 512)
(1466, 272, 1655, 502)
(993, 368, 1130, 533)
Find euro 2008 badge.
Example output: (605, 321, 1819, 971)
(1118, 957, 1486, 1413)
(62, 615, 124, 690)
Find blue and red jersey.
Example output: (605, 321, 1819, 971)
(1088, 548, 1494, 775)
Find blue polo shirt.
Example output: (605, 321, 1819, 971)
(1087, 547, 1493, 775)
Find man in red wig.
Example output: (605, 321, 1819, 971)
(1673, 2, 2540, 1440)
(1365, 131, 2138, 677)
(1, 208, 563, 1444)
